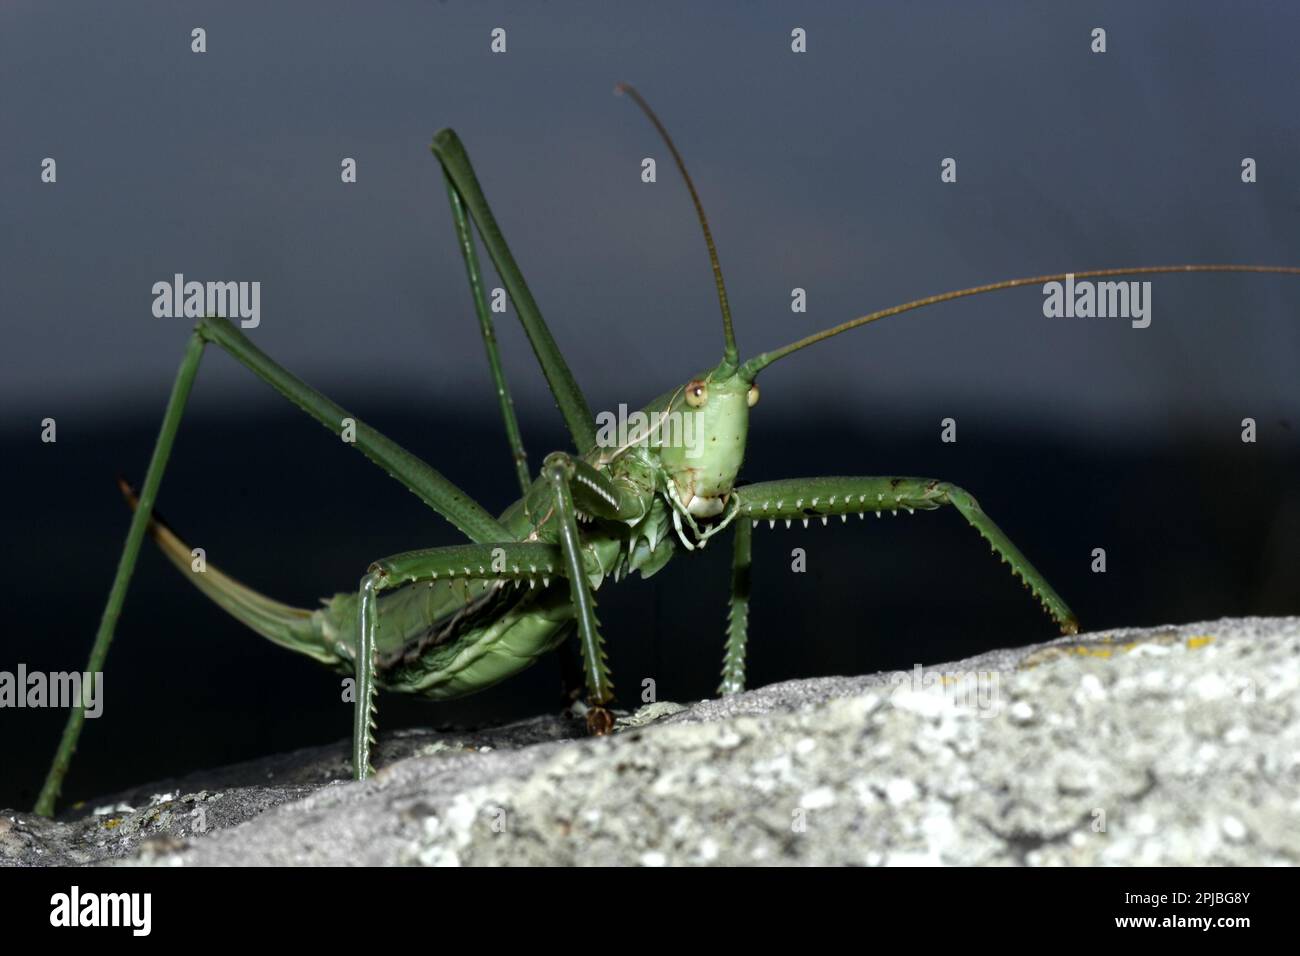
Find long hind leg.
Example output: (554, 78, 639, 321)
(35, 334, 205, 816)
(432, 129, 596, 455)
(442, 173, 531, 496)
(35, 319, 508, 815)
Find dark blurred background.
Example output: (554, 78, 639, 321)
(2, 1, 1298, 809)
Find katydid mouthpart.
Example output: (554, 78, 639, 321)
(34, 84, 1300, 816)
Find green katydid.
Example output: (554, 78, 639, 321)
(35, 85, 1300, 816)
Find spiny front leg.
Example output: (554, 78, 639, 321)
(543, 452, 615, 735)
(354, 572, 381, 782)
(719, 518, 752, 695)
(735, 477, 1078, 636)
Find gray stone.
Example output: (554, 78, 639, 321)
(3, 616, 1295, 866)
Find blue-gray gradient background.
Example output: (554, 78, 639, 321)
(3, 2, 1298, 808)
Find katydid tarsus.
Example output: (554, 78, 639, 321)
(35, 85, 1300, 815)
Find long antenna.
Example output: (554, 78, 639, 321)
(740, 264, 1300, 378)
(616, 83, 739, 366)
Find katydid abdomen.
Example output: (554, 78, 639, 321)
(118, 469, 659, 702)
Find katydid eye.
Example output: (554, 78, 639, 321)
(685, 380, 708, 408)
(747, 383, 760, 408)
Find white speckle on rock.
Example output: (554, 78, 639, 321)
(1077, 674, 1106, 702)
(1130, 641, 1172, 657)
(1009, 701, 1036, 724)
(697, 838, 719, 862)
(1221, 816, 1247, 842)
(885, 778, 918, 805)
(1131, 813, 1158, 837)
(1223, 725, 1249, 745)
(445, 794, 480, 834)
(889, 686, 953, 718)
(800, 787, 835, 810)
(92, 802, 135, 817)
(920, 809, 955, 846)
(1191, 673, 1229, 700)
(714, 729, 743, 749)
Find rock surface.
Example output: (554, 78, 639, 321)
(3, 617, 1296, 866)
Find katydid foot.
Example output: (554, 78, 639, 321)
(585, 704, 615, 736)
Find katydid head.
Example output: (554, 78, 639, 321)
(657, 364, 759, 518)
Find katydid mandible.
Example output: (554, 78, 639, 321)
(35, 85, 1300, 816)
